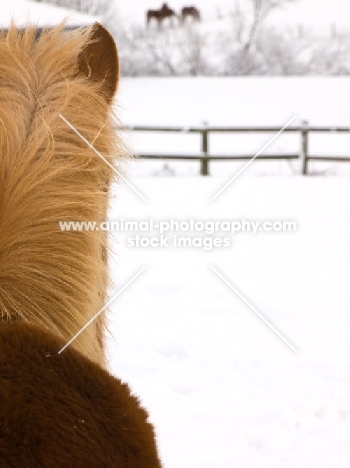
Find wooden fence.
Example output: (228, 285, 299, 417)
(121, 120, 350, 176)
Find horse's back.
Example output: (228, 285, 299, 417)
(0, 321, 162, 467)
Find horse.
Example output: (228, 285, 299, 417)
(0, 22, 162, 467)
(146, 3, 177, 28)
(180, 6, 201, 24)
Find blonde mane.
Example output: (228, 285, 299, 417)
(0, 23, 124, 366)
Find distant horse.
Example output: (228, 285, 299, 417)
(180, 6, 201, 24)
(147, 3, 177, 28)
(0, 22, 162, 467)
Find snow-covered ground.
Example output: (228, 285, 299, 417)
(106, 176, 350, 468)
(117, 77, 350, 176)
(118, 77, 350, 127)
(104, 76, 350, 467)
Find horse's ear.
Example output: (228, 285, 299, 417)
(78, 23, 119, 104)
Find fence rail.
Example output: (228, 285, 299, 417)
(120, 121, 350, 175)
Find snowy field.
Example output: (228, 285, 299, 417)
(106, 176, 350, 468)
(104, 76, 350, 467)
(117, 77, 350, 177)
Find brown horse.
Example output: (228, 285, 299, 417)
(147, 3, 177, 28)
(0, 22, 162, 467)
(180, 5, 201, 24)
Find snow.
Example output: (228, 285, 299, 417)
(0, 0, 99, 28)
(117, 77, 350, 127)
(104, 75, 350, 467)
(116, 77, 350, 176)
(106, 176, 350, 468)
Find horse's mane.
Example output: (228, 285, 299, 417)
(0, 23, 125, 365)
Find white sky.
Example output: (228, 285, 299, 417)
(0, 0, 99, 28)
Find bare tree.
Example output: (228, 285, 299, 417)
(307, 37, 350, 75)
(243, 0, 297, 50)
(116, 23, 213, 77)
(177, 26, 211, 76)
(222, 46, 265, 75)
(254, 28, 309, 74)
(230, 4, 246, 43)
(115, 26, 179, 76)
(223, 0, 299, 76)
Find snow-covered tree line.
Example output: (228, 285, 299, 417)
(32, 0, 350, 76)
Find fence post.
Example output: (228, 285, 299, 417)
(300, 119, 309, 175)
(201, 121, 209, 176)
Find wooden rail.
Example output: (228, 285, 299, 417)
(119, 121, 350, 175)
